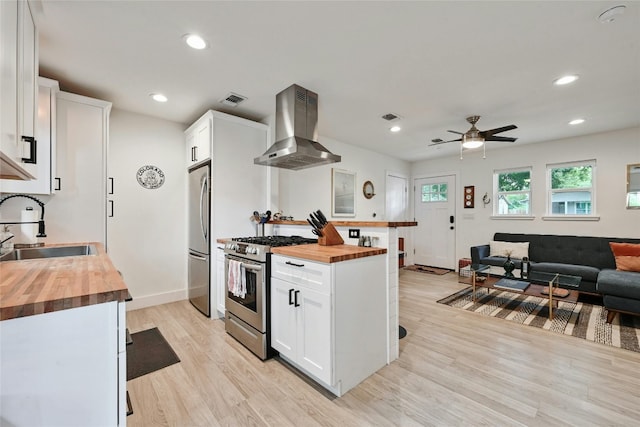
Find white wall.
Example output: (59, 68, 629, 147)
(107, 109, 187, 308)
(411, 126, 640, 264)
(271, 135, 411, 221)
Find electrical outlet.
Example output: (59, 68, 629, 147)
(349, 229, 360, 238)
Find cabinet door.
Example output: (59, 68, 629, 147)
(0, 0, 19, 169)
(17, 0, 37, 177)
(194, 117, 211, 162)
(297, 287, 332, 384)
(1, 82, 55, 194)
(45, 92, 109, 244)
(185, 116, 211, 166)
(270, 277, 297, 360)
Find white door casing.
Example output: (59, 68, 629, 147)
(413, 175, 456, 269)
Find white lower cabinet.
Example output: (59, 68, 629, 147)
(271, 276, 332, 384)
(270, 253, 387, 396)
(0, 301, 127, 426)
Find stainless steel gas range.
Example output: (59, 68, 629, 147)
(223, 235, 317, 360)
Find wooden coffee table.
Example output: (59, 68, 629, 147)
(464, 265, 581, 320)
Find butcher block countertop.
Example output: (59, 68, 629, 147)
(270, 220, 417, 227)
(0, 242, 129, 321)
(271, 244, 387, 263)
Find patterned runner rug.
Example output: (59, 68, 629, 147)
(438, 287, 640, 353)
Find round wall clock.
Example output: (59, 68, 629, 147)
(136, 165, 165, 189)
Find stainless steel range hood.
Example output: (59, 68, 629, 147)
(254, 84, 341, 170)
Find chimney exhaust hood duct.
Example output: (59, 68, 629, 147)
(254, 84, 341, 170)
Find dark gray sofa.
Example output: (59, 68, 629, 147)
(470, 233, 640, 321)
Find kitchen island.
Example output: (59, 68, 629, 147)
(0, 242, 129, 426)
(270, 243, 387, 396)
(270, 220, 416, 363)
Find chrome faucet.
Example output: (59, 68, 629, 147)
(0, 194, 47, 237)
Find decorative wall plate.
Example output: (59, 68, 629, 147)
(136, 165, 165, 189)
(464, 185, 475, 208)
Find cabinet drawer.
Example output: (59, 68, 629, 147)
(271, 254, 331, 294)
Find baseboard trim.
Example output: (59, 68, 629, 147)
(125, 289, 187, 311)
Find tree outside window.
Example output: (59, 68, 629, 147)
(494, 168, 531, 215)
(547, 161, 595, 216)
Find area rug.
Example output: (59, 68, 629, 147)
(405, 264, 452, 275)
(438, 287, 640, 353)
(127, 327, 181, 381)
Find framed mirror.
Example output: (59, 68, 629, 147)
(363, 180, 375, 199)
(627, 163, 640, 209)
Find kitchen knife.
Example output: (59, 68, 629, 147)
(307, 219, 323, 237)
(310, 212, 325, 227)
(309, 215, 324, 231)
(316, 210, 328, 225)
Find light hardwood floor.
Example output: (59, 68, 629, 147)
(126, 270, 640, 426)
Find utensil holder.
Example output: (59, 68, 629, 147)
(318, 223, 344, 246)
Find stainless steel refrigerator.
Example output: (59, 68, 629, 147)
(188, 161, 211, 316)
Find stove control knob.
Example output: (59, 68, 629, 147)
(254, 248, 260, 256)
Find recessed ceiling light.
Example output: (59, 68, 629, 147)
(569, 118, 585, 125)
(390, 126, 401, 133)
(598, 5, 626, 23)
(184, 34, 207, 50)
(553, 75, 579, 86)
(150, 93, 168, 103)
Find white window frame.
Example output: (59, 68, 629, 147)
(543, 159, 599, 221)
(491, 166, 534, 219)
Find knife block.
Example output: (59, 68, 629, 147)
(318, 223, 344, 246)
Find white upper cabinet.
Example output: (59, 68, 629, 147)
(1, 78, 59, 194)
(185, 113, 211, 166)
(0, 0, 39, 181)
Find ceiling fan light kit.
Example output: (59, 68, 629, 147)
(462, 135, 484, 149)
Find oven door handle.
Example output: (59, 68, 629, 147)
(242, 263, 262, 272)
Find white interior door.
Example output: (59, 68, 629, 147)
(413, 175, 456, 269)
(385, 172, 408, 221)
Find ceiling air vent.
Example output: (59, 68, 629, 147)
(381, 112, 401, 121)
(220, 92, 247, 107)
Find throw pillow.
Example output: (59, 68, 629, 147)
(489, 240, 529, 260)
(609, 242, 640, 272)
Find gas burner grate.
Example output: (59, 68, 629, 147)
(231, 235, 317, 247)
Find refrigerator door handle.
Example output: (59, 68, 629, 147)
(189, 253, 207, 261)
(200, 175, 208, 241)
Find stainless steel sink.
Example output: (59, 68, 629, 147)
(0, 245, 97, 262)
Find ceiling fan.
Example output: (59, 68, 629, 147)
(430, 115, 518, 150)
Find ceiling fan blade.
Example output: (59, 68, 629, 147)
(480, 125, 517, 137)
(485, 136, 517, 142)
(429, 137, 461, 146)
(447, 130, 464, 135)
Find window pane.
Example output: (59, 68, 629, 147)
(498, 171, 530, 192)
(551, 190, 592, 214)
(497, 194, 530, 215)
(421, 183, 447, 203)
(551, 166, 592, 189)
(628, 192, 640, 208)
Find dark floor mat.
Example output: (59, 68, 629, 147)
(127, 327, 180, 381)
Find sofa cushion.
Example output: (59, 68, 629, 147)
(597, 269, 640, 299)
(489, 240, 529, 260)
(609, 242, 640, 272)
(531, 262, 600, 284)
